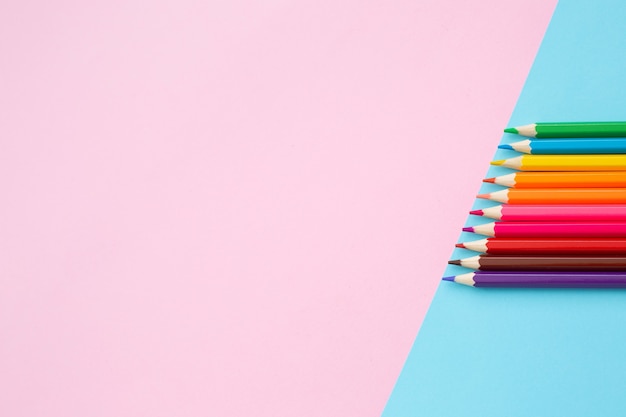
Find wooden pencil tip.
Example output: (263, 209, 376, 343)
(490, 160, 504, 166)
(448, 260, 461, 265)
(483, 177, 495, 183)
(476, 194, 490, 200)
(462, 226, 474, 233)
(455, 243, 465, 248)
(469, 209, 484, 216)
(442, 276, 454, 282)
(504, 127, 518, 134)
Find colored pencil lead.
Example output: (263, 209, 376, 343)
(447, 260, 462, 266)
(498, 144, 514, 150)
(483, 177, 496, 183)
(504, 127, 518, 134)
(469, 209, 484, 216)
(442, 276, 454, 282)
(490, 160, 504, 166)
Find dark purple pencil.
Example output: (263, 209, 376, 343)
(442, 270, 626, 288)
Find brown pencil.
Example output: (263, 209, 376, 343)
(449, 255, 626, 271)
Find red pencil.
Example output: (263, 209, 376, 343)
(456, 238, 626, 255)
(463, 221, 626, 237)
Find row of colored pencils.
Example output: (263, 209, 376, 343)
(445, 121, 626, 288)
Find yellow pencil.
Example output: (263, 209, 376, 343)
(491, 155, 626, 171)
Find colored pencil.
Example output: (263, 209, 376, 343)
(463, 222, 626, 238)
(483, 171, 626, 188)
(456, 238, 626, 255)
(470, 204, 626, 221)
(504, 121, 626, 138)
(443, 271, 626, 288)
(477, 188, 626, 204)
(449, 255, 626, 271)
(490, 155, 626, 171)
(499, 138, 626, 154)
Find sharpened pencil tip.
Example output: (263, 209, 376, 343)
(490, 160, 504, 166)
(448, 260, 461, 265)
(455, 243, 465, 248)
(498, 144, 513, 150)
(469, 209, 484, 216)
(462, 226, 474, 233)
(476, 194, 490, 200)
(483, 177, 495, 183)
(504, 127, 518, 134)
(442, 276, 454, 282)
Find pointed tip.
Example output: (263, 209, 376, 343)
(483, 177, 495, 183)
(498, 143, 513, 150)
(476, 193, 490, 200)
(448, 259, 461, 265)
(442, 276, 454, 282)
(490, 160, 504, 166)
(455, 243, 465, 248)
(462, 226, 474, 233)
(504, 127, 518, 134)
(469, 209, 484, 216)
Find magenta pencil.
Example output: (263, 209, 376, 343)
(470, 204, 626, 221)
(463, 222, 626, 238)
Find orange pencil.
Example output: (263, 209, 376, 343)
(483, 171, 626, 188)
(478, 188, 626, 204)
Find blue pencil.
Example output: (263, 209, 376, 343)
(499, 138, 626, 154)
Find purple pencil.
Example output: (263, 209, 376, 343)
(442, 270, 626, 288)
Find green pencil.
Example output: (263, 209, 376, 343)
(504, 122, 626, 138)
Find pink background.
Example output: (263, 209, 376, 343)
(0, 1, 555, 416)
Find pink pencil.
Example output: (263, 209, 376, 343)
(470, 204, 626, 221)
(463, 222, 626, 238)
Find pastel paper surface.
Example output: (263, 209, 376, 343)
(384, 0, 626, 416)
(0, 1, 554, 416)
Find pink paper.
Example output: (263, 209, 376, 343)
(0, 1, 556, 415)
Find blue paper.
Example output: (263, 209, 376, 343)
(383, 1, 626, 416)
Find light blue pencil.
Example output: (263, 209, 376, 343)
(499, 138, 626, 154)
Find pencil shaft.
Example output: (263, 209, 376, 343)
(474, 271, 626, 288)
(461, 238, 626, 255)
(467, 255, 626, 271)
(508, 138, 626, 154)
(535, 122, 626, 138)
(480, 204, 626, 221)
(506, 122, 626, 138)
(473, 222, 626, 238)
(491, 188, 626, 204)
(487, 172, 626, 188)
(494, 155, 626, 171)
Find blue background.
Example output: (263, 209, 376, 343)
(383, 0, 626, 415)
